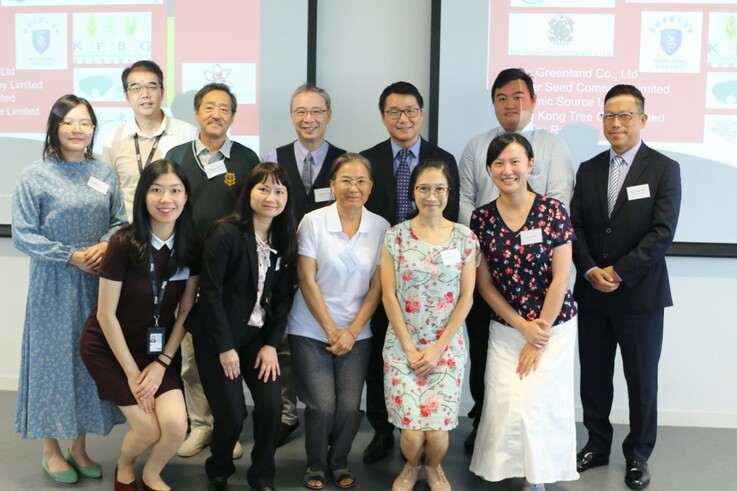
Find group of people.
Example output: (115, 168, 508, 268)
(12, 59, 681, 491)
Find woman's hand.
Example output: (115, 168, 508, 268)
(82, 242, 108, 273)
(127, 371, 155, 414)
(326, 328, 355, 356)
(134, 362, 165, 400)
(219, 349, 240, 380)
(410, 344, 443, 377)
(254, 346, 280, 383)
(520, 319, 550, 349)
(517, 343, 544, 379)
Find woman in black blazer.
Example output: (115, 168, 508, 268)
(185, 162, 297, 491)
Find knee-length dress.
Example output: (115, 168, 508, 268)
(80, 232, 195, 406)
(383, 221, 478, 431)
(12, 158, 127, 439)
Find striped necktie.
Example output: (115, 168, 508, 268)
(607, 155, 624, 217)
(301, 152, 314, 193)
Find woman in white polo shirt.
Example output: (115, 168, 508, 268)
(287, 153, 389, 490)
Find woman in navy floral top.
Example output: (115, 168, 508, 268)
(469, 134, 579, 491)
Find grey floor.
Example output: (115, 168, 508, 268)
(2, 390, 735, 491)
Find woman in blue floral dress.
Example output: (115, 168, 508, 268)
(12, 95, 127, 483)
(382, 160, 478, 491)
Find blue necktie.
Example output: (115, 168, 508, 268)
(394, 148, 412, 224)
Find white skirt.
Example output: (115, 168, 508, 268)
(469, 317, 580, 484)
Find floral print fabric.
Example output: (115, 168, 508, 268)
(383, 221, 479, 430)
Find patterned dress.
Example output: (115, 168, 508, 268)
(383, 221, 478, 431)
(12, 158, 127, 439)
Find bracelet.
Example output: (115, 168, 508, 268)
(347, 329, 357, 339)
(154, 357, 169, 369)
(160, 352, 173, 361)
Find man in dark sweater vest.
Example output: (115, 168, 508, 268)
(261, 83, 345, 447)
(165, 83, 259, 461)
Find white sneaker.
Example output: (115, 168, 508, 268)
(232, 441, 243, 460)
(177, 428, 212, 457)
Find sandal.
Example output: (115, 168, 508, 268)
(332, 468, 356, 489)
(302, 467, 326, 490)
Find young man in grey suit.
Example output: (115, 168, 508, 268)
(360, 81, 459, 464)
(571, 84, 681, 491)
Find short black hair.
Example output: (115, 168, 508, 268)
(378, 81, 424, 113)
(491, 68, 535, 100)
(121, 60, 164, 91)
(604, 84, 645, 112)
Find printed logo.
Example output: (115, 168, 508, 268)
(707, 12, 737, 69)
(32, 29, 50, 54)
(203, 64, 233, 87)
(548, 15, 575, 46)
(72, 12, 152, 64)
(224, 172, 236, 187)
(15, 13, 67, 70)
(660, 29, 682, 56)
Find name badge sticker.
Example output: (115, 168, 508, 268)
(520, 228, 543, 246)
(440, 248, 462, 266)
(205, 160, 227, 179)
(275, 257, 282, 271)
(169, 267, 190, 282)
(87, 176, 109, 195)
(313, 187, 334, 203)
(627, 184, 650, 201)
(339, 249, 359, 272)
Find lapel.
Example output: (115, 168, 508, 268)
(610, 144, 649, 219)
(595, 153, 610, 219)
(418, 137, 430, 160)
(378, 139, 396, 201)
(243, 222, 259, 294)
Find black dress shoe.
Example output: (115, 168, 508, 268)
(208, 476, 228, 491)
(251, 487, 276, 491)
(576, 449, 609, 472)
(362, 432, 394, 464)
(625, 459, 650, 490)
(276, 421, 299, 447)
(464, 426, 478, 453)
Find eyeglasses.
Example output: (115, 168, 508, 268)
(599, 111, 642, 123)
(337, 177, 371, 189)
(59, 119, 94, 133)
(126, 83, 162, 94)
(414, 185, 449, 197)
(292, 108, 328, 119)
(384, 107, 420, 120)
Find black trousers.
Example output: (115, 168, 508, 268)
(194, 329, 282, 489)
(364, 304, 394, 435)
(578, 308, 664, 461)
(466, 291, 491, 427)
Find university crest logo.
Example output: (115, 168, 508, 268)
(660, 29, 682, 56)
(224, 172, 236, 187)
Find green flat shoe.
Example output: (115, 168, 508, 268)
(42, 457, 78, 483)
(64, 449, 103, 478)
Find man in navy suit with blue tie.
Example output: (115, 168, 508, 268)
(571, 84, 681, 490)
(359, 81, 459, 464)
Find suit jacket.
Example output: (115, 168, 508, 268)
(276, 141, 345, 224)
(361, 138, 460, 225)
(570, 142, 681, 313)
(185, 221, 295, 353)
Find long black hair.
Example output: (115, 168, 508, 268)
(124, 159, 197, 277)
(217, 162, 297, 265)
(43, 94, 97, 162)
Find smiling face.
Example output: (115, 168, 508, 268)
(381, 93, 423, 148)
(250, 175, 288, 220)
(493, 78, 536, 133)
(195, 89, 235, 145)
(57, 104, 94, 161)
(330, 160, 373, 210)
(124, 68, 163, 120)
(146, 171, 187, 229)
(412, 167, 449, 218)
(291, 90, 331, 148)
(603, 94, 647, 154)
(489, 141, 534, 196)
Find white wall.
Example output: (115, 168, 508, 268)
(2, 0, 735, 429)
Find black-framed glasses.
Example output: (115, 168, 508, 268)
(384, 107, 420, 120)
(599, 111, 642, 123)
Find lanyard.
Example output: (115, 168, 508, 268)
(134, 133, 163, 175)
(149, 247, 175, 327)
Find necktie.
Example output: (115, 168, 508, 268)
(394, 148, 412, 224)
(301, 152, 314, 193)
(607, 155, 624, 217)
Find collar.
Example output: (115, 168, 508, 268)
(609, 140, 642, 166)
(254, 232, 277, 255)
(195, 136, 233, 160)
(151, 232, 175, 250)
(390, 137, 422, 160)
(294, 139, 329, 164)
(326, 202, 370, 235)
(121, 111, 169, 138)
(493, 120, 536, 137)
